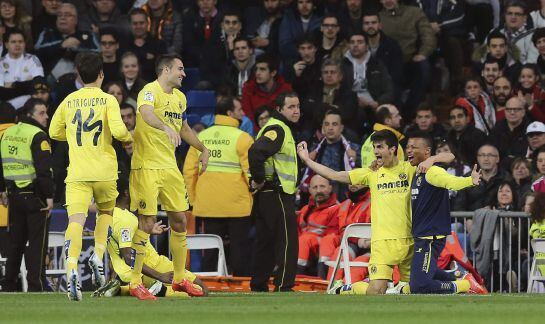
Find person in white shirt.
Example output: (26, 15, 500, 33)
(0, 29, 44, 109)
(530, 0, 545, 28)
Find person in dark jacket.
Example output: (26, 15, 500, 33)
(79, 0, 130, 38)
(341, 32, 394, 110)
(222, 37, 256, 97)
(447, 105, 488, 166)
(243, 0, 283, 56)
(31, 0, 60, 41)
(285, 35, 322, 101)
(142, 0, 183, 54)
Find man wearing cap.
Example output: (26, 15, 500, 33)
(31, 77, 53, 112)
(526, 121, 545, 158)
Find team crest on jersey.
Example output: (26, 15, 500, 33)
(416, 176, 422, 186)
(369, 264, 377, 274)
(399, 173, 408, 181)
(120, 228, 131, 243)
(139, 200, 146, 210)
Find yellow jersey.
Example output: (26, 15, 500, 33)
(107, 207, 162, 275)
(132, 80, 187, 169)
(348, 160, 416, 241)
(49, 87, 132, 182)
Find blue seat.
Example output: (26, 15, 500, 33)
(186, 90, 216, 125)
(181, 68, 201, 92)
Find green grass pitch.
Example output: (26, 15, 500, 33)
(1, 293, 543, 323)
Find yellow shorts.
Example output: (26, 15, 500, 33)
(65, 181, 117, 216)
(129, 168, 189, 215)
(368, 238, 414, 282)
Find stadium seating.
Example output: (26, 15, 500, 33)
(185, 90, 216, 127)
(181, 68, 201, 93)
(528, 239, 545, 293)
(45, 232, 67, 292)
(186, 234, 228, 276)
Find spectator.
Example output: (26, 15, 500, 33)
(362, 12, 403, 95)
(360, 104, 404, 167)
(244, 0, 283, 56)
(514, 64, 545, 123)
(182, 0, 222, 75)
(455, 77, 496, 134)
(119, 51, 146, 103)
(379, 0, 436, 118)
(301, 109, 360, 202)
(297, 175, 338, 275)
(31, 0, 60, 42)
(142, 0, 183, 54)
(287, 35, 321, 100)
(113, 102, 135, 171)
(184, 96, 254, 275)
(336, 0, 365, 37)
(253, 104, 273, 130)
(241, 54, 292, 128)
(533, 145, 545, 178)
(489, 97, 530, 165)
(488, 1, 538, 64)
(473, 31, 522, 84)
(342, 31, 393, 111)
(302, 59, 361, 140)
(453, 144, 507, 211)
(99, 27, 121, 84)
(0, 0, 32, 51)
(316, 14, 347, 61)
(526, 121, 545, 158)
(532, 28, 545, 77)
(79, 0, 130, 37)
(404, 106, 447, 143)
(125, 8, 167, 81)
(222, 37, 256, 97)
(530, 1, 545, 28)
(0, 29, 44, 109)
(103, 80, 128, 106)
(510, 157, 532, 208)
(446, 105, 488, 165)
(492, 76, 513, 121)
(481, 58, 502, 95)
(278, 0, 322, 63)
(34, 3, 99, 82)
(435, 140, 472, 203)
(30, 76, 53, 116)
(120, 101, 136, 131)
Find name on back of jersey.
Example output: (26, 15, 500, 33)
(66, 97, 107, 109)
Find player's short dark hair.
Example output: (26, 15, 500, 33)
(532, 28, 545, 46)
(99, 26, 119, 43)
(155, 53, 183, 77)
(322, 108, 343, 125)
(349, 31, 368, 44)
(75, 52, 103, 84)
(4, 28, 25, 43)
(21, 98, 47, 116)
(487, 31, 507, 46)
(120, 102, 135, 114)
(233, 36, 253, 49)
(449, 105, 468, 117)
(371, 129, 398, 152)
(407, 131, 435, 153)
(275, 91, 299, 110)
(216, 96, 236, 115)
(0, 101, 16, 123)
(255, 54, 278, 73)
(129, 7, 148, 20)
(376, 105, 392, 124)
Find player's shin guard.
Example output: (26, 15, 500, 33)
(65, 222, 84, 276)
(130, 229, 150, 285)
(94, 213, 113, 259)
(170, 229, 188, 282)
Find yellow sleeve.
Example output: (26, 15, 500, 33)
(136, 85, 155, 111)
(425, 166, 473, 191)
(182, 146, 200, 205)
(116, 209, 138, 249)
(48, 102, 67, 141)
(348, 168, 372, 186)
(107, 96, 132, 142)
(236, 132, 254, 184)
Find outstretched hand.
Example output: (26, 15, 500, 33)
(151, 220, 169, 235)
(297, 141, 310, 163)
(471, 164, 482, 186)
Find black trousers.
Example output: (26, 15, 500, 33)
(250, 190, 298, 292)
(200, 216, 253, 276)
(4, 192, 47, 292)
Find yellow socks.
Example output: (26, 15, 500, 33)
(120, 285, 130, 296)
(94, 213, 113, 259)
(340, 281, 369, 295)
(130, 229, 149, 285)
(65, 222, 84, 276)
(170, 229, 188, 283)
(455, 279, 470, 293)
(165, 286, 189, 298)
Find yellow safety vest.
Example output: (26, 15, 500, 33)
(256, 117, 298, 194)
(198, 124, 244, 173)
(1, 122, 42, 189)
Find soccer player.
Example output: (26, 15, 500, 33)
(128, 54, 209, 300)
(93, 181, 208, 298)
(49, 52, 132, 301)
(404, 132, 487, 294)
(297, 129, 454, 295)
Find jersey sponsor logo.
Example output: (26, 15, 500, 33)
(120, 228, 131, 243)
(144, 91, 154, 102)
(164, 111, 184, 119)
(377, 180, 409, 190)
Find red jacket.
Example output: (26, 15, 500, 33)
(298, 194, 339, 237)
(335, 191, 371, 236)
(241, 75, 292, 128)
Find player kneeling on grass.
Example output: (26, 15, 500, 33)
(93, 182, 208, 298)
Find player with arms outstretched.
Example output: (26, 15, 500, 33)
(128, 54, 209, 300)
(297, 130, 454, 295)
(49, 52, 132, 301)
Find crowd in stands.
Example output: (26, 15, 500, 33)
(3, 0, 545, 292)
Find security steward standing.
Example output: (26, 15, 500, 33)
(184, 96, 254, 276)
(0, 98, 54, 291)
(249, 92, 301, 292)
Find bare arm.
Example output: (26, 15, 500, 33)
(297, 142, 351, 183)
